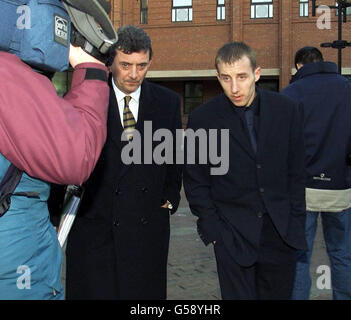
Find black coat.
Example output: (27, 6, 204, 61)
(281, 62, 351, 190)
(184, 88, 307, 267)
(66, 79, 182, 299)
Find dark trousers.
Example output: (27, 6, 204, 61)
(214, 213, 297, 300)
(66, 216, 169, 300)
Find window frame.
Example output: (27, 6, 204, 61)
(140, 0, 148, 24)
(299, 0, 309, 17)
(217, 0, 226, 21)
(172, 0, 193, 23)
(183, 81, 203, 115)
(335, 1, 351, 16)
(250, 0, 274, 19)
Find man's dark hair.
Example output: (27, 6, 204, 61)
(215, 42, 257, 72)
(106, 25, 153, 66)
(294, 46, 324, 69)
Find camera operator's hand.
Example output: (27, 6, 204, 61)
(69, 44, 104, 68)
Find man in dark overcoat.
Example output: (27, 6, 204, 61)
(65, 25, 182, 300)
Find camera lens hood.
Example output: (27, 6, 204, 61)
(62, 0, 117, 56)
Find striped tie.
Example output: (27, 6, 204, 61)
(123, 96, 136, 141)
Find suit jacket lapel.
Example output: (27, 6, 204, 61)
(106, 78, 131, 183)
(118, 80, 158, 180)
(256, 88, 273, 158)
(137, 80, 160, 126)
(217, 94, 256, 160)
(108, 84, 124, 150)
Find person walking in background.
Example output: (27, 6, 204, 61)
(281, 46, 351, 300)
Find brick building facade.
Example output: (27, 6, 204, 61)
(107, 0, 351, 123)
(54, 1, 351, 123)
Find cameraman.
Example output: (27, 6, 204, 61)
(0, 27, 109, 301)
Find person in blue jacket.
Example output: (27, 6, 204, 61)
(281, 46, 351, 300)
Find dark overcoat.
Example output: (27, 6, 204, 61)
(184, 88, 307, 267)
(66, 79, 182, 299)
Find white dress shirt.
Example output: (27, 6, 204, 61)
(111, 79, 141, 127)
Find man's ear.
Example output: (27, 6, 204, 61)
(296, 63, 303, 70)
(254, 66, 261, 82)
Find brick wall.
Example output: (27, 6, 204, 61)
(110, 0, 351, 89)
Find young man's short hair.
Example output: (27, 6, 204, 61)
(215, 42, 257, 72)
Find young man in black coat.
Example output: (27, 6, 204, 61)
(65, 25, 182, 300)
(184, 42, 307, 300)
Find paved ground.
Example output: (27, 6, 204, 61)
(166, 188, 332, 300)
(62, 188, 333, 300)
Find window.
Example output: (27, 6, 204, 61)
(335, 1, 351, 16)
(140, 0, 148, 24)
(184, 82, 203, 114)
(217, 0, 226, 20)
(299, 0, 308, 17)
(250, 0, 273, 19)
(172, 0, 193, 22)
(256, 79, 278, 92)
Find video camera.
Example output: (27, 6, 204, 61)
(0, 0, 117, 72)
